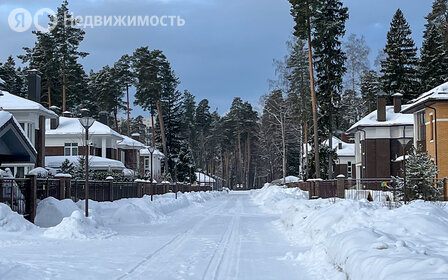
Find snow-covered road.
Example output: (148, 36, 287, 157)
(1, 191, 311, 280)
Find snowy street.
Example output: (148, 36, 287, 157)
(0, 191, 311, 280)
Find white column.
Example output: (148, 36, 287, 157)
(102, 137, 107, 158)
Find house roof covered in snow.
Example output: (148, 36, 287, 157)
(0, 110, 37, 163)
(324, 137, 355, 157)
(347, 106, 414, 133)
(46, 117, 123, 139)
(303, 136, 355, 158)
(402, 82, 448, 114)
(117, 135, 145, 149)
(45, 156, 125, 170)
(195, 172, 216, 183)
(140, 147, 164, 157)
(0, 90, 57, 119)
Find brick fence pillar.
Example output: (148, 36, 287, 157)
(106, 177, 114, 202)
(337, 174, 345, 199)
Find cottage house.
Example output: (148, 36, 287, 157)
(139, 147, 164, 180)
(45, 116, 123, 160)
(347, 94, 414, 180)
(0, 110, 37, 168)
(0, 72, 58, 177)
(117, 133, 145, 172)
(402, 82, 448, 184)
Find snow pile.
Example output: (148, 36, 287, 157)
(28, 167, 49, 177)
(253, 184, 448, 280)
(76, 191, 226, 225)
(0, 203, 35, 232)
(44, 210, 116, 240)
(35, 197, 80, 228)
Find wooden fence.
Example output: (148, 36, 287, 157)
(0, 175, 216, 223)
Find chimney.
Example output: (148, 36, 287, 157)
(62, 111, 72, 118)
(131, 133, 141, 142)
(377, 91, 387, 122)
(393, 93, 403, 113)
(99, 111, 108, 125)
(27, 69, 41, 102)
(49, 106, 60, 129)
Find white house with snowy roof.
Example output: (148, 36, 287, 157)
(347, 93, 414, 180)
(45, 116, 123, 159)
(117, 133, 146, 172)
(139, 147, 164, 180)
(0, 72, 58, 177)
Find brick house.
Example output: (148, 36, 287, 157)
(347, 94, 414, 180)
(117, 133, 145, 173)
(402, 82, 448, 190)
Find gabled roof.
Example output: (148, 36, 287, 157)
(140, 146, 164, 157)
(0, 90, 57, 119)
(402, 82, 448, 114)
(324, 137, 355, 157)
(347, 106, 413, 133)
(0, 110, 37, 163)
(117, 135, 145, 150)
(46, 117, 123, 139)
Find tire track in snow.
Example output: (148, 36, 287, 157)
(116, 198, 231, 280)
(201, 196, 242, 280)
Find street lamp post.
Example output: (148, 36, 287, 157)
(198, 168, 202, 189)
(173, 157, 179, 183)
(79, 116, 95, 217)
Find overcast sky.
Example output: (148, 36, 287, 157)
(0, 0, 433, 117)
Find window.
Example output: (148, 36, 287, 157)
(417, 111, 426, 141)
(144, 158, 150, 170)
(347, 161, 352, 178)
(64, 143, 78, 156)
(429, 114, 434, 141)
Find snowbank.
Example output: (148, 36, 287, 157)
(0, 203, 35, 232)
(271, 176, 301, 185)
(35, 197, 80, 228)
(44, 210, 116, 240)
(253, 184, 448, 280)
(76, 191, 225, 225)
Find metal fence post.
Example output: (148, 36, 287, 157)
(65, 179, 71, 199)
(25, 175, 37, 223)
(337, 175, 345, 199)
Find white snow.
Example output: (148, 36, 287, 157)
(43, 210, 116, 240)
(45, 116, 123, 139)
(195, 172, 216, 183)
(35, 197, 80, 228)
(0, 90, 57, 118)
(46, 155, 125, 171)
(253, 184, 448, 280)
(117, 135, 145, 149)
(0, 203, 35, 232)
(140, 146, 164, 157)
(348, 105, 413, 132)
(403, 81, 448, 113)
(28, 167, 49, 177)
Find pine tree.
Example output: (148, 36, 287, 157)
(340, 89, 363, 131)
(180, 90, 197, 154)
(420, 24, 448, 92)
(380, 9, 419, 101)
(397, 146, 442, 201)
(360, 70, 381, 113)
(60, 159, 75, 176)
(0, 56, 26, 96)
(312, 0, 348, 179)
(195, 99, 212, 168)
(114, 54, 135, 134)
(426, 0, 448, 47)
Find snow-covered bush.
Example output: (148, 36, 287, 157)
(396, 146, 443, 201)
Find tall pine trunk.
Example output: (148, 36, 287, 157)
(126, 84, 131, 136)
(306, 7, 320, 179)
(47, 86, 51, 108)
(156, 101, 169, 178)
